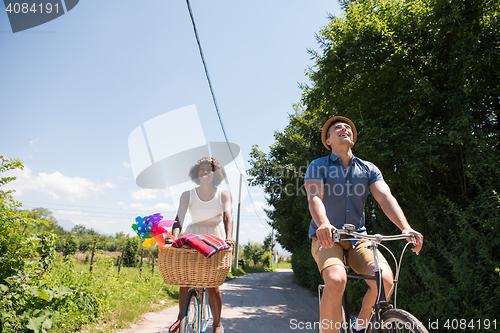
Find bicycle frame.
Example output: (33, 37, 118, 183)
(318, 224, 416, 333)
(345, 240, 389, 333)
(197, 288, 211, 333)
(182, 287, 212, 333)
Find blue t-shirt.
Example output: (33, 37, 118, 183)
(306, 154, 384, 242)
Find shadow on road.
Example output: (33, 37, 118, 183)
(218, 270, 319, 332)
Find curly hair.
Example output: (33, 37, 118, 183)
(189, 157, 226, 186)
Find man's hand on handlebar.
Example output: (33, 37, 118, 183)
(402, 228, 424, 255)
(316, 224, 337, 249)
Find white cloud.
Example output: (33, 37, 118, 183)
(3, 166, 115, 202)
(129, 188, 172, 201)
(130, 189, 158, 200)
(57, 210, 90, 217)
(69, 218, 117, 226)
(118, 201, 177, 213)
(122, 161, 131, 169)
(245, 201, 270, 213)
(60, 217, 124, 236)
(29, 138, 39, 146)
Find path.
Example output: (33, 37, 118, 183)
(116, 269, 319, 332)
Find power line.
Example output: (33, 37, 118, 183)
(20, 208, 138, 220)
(20, 200, 143, 212)
(20, 202, 267, 222)
(21, 200, 264, 219)
(19, 201, 175, 220)
(185, 0, 270, 229)
(185, 0, 238, 167)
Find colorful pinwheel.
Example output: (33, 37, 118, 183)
(131, 213, 176, 250)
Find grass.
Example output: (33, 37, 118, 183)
(75, 260, 279, 331)
(84, 276, 177, 332)
(274, 261, 292, 269)
(61, 260, 179, 333)
(226, 263, 274, 280)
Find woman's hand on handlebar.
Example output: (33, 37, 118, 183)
(225, 239, 235, 258)
(317, 224, 337, 249)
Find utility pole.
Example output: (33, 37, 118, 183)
(234, 173, 243, 269)
(271, 228, 274, 269)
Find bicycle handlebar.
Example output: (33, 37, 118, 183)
(333, 224, 416, 245)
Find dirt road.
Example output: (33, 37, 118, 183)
(117, 269, 319, 333)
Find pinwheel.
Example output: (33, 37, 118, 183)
(131, 213, 176, 250)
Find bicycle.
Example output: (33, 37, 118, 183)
(179, 287, 212, 333)
(158, 245, 232, 333)
(318, 224, 428, 333)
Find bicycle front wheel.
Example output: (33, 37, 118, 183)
(200, 290, 211, 332)
(179, 289, 199, 333)
(379, 309, 428, 333)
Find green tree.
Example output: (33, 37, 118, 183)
(72, 224, 98, 237)
(249, 0, 500, 327)
(115, 231, 127, 240)
(263, 232, 276, 252)
(243, 242, 266, 266)
(27, 207, 67, 236)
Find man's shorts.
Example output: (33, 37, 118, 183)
(311, 237, 389, 274)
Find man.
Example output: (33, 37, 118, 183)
(305, 116, 424, 333)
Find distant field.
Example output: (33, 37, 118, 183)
(274, 261, 292, 269)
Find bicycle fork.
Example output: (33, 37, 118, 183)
(366, 241, 391, 333)
(199, 289, 211, 333)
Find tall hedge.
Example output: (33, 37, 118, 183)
(249, 0, 499, 330)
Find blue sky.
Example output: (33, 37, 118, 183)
(1, 1, 342, 254)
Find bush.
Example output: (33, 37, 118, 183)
(61, 236, 78, 257)
(103, 238, 122, 252)
(228, 265, 245, 278)
(76, 237, 94, 252)
(261, 251, 272, 268)
(290, 242, 322, 291)
(122, 237, 140, 267)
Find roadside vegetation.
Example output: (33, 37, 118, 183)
(1, 156, 284, 332)
(1, 157, 176, 332)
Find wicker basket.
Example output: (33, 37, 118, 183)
(158, 246, 233, 288)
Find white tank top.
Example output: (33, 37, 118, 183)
(184, 187, 226, 239)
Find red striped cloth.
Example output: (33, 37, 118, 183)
(172, 234, 230, 258)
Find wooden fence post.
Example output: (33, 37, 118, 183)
(151, 249, 155, 275)
(139, 248, 144, 277)
(118, 244, 126, 273)
(89, 237, 97, 272)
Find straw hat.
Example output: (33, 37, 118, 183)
(321, 116, 357, 150)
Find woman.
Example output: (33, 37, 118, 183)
(169, 157, 233, 333)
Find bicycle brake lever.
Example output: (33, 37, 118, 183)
(408, 234, 419, 255)
(410, 234, 417, 246)
(333, 229, 340, 243)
